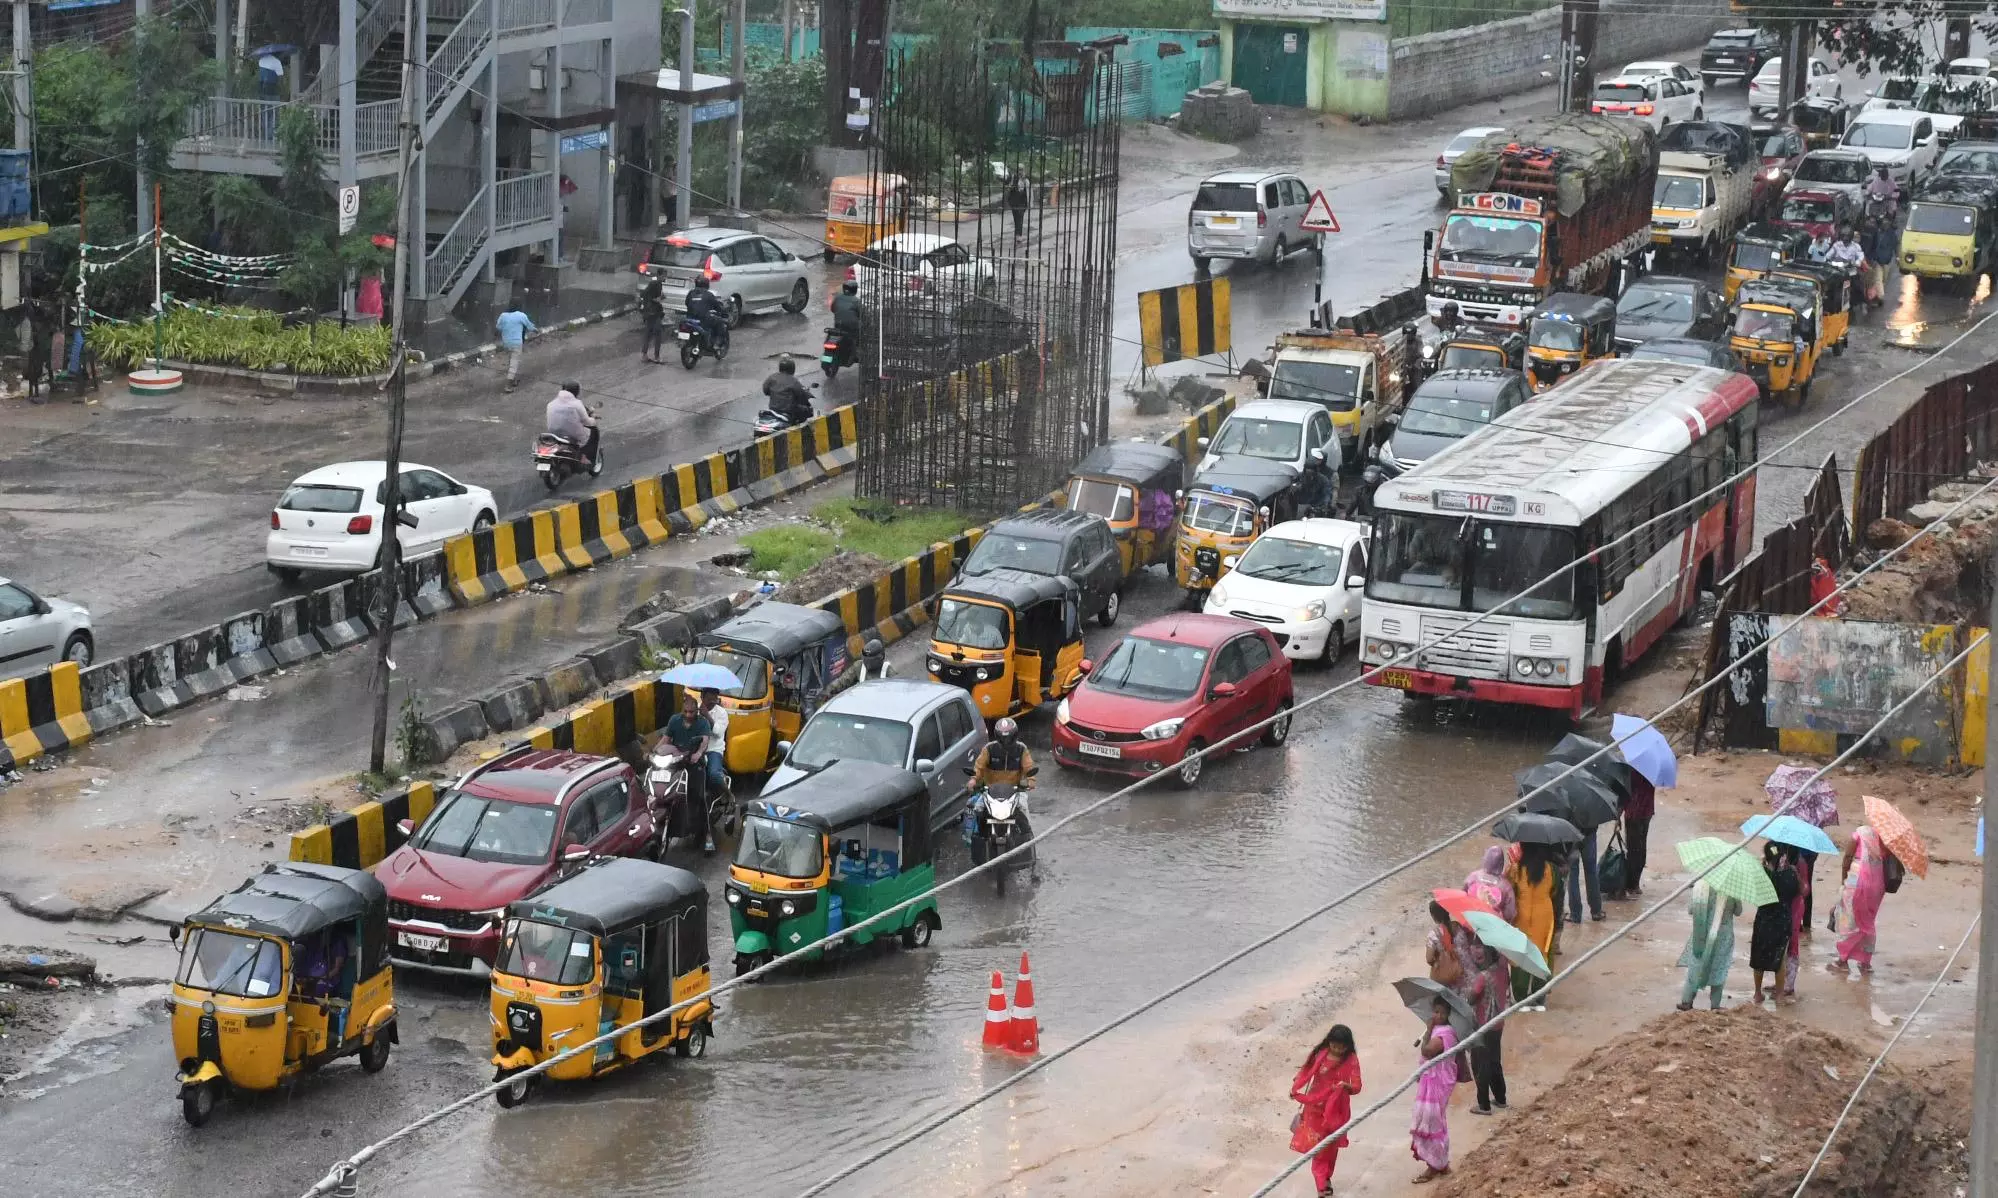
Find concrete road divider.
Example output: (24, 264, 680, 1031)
(536, 657, 600, 710)
(1161, 391, 1237, 460)
(582, 636, 644, 686)
(628, 593, 737, 651)
(76, 659, 144, 738)
(0, 663, 92, 772)
(417, 700, 491, 765)
(473, 676, 545, 734)
(307, 576, 371, 651)
(290, 780, 438, 870)
(261, 594, 325, 666)
(402, 551, 452, 618)
(129, 619, 274, 716)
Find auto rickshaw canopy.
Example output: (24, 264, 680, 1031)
(1770, 260, 1852, 313)
(1187, 455, 1300, 507)
(186, 862, 389, 973)
(1789, 96, 1850, 139)
(754, 759, 931, 835)
(699, 602, 849, 662)
(1738, 276, 1819, 317)
(506, 856, 705, 939)
(827, 173, 909, 215)
(1732, 224, 1811, 265)
(942, 566, 1079, 614)
(1069, 440, 1187, 493)
(1529, 291, 1616, 324)
(1438, 329, 1527, 370)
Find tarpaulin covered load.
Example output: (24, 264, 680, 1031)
(1451, 114, 1658, 217)
(1658, 120, 1754, 169)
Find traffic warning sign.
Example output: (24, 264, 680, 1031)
(1300, 189, 1340, 234)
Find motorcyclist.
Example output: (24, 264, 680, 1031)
(1864, 165, 1900, 219)
(544, 380, 601, 475)
(1433, 301, 1462, 336)
(1807, 228, 1836, 262)
(831, 280, 864, 340)
(684, 276, 730, 353)
(857, 638, 892, 681)
(661, 691, 714, 824)
(762, 355, 815, 425)
(1295, 449, 1337, 518)
(1827, 224, 1867, 270)
(971, 717, 1035, 793)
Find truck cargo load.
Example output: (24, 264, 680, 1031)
(1449, 114, 1657, 216)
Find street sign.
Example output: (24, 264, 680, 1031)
(692, 99, 739, 123)
(338, 185, 360, 235)
(1300, 189, 1340, 234)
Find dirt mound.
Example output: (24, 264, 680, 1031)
(776, 550, 891, 605)
(1435, 1007, 1931, 1198)
(1840, 510, 1996, 624)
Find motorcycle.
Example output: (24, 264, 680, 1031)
(532, 431, 598, 492)
(677, 316, 729, 370)
(962, 772, 1037, 896)
(1356, 453, 1403, 519)
(820, 326, 857, 380)
(643, 738, 737, 857)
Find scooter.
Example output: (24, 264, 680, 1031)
(752, 383, 821, 436)
(820, 326, 857, 380)
(532, 432, 599, 492)
(644, 739, 736, 856)
(677, 316, 729, 369)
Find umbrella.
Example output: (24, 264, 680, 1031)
(1516, 763, 1621, 830)
(1740, 813, 1838, 856)
(1430, 888, 1495, 928)
(1393, 976, 1475, 1038)
(1863, 795, 1929, 879)
(1676, 837, 1780, 907)
(1610, 713, 1678, 788)
(1464, 910, 1549, 979)
(1545, 733, 1632, 800)
(248, 43, 298, 58)
(658, 662, 744, 692)
(1764, 764, 1840, 828)
(1492, 810, 1582, 846)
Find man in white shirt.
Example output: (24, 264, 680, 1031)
(699, 686, 730, 852)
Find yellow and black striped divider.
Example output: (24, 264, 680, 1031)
(1138, 277, 1231, 368)
(1163, 391, 1239, 460)
(290, 779, 438, 870)
(0, 661, 91, 772)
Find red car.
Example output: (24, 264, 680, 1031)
(1052, 613, 1294, 789)
(377, 747, 655, 975)
(1774, 186, 1858, 241)
(1752, 123, 1808, 214)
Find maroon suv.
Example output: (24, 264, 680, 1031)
(377, 747, 656, 975)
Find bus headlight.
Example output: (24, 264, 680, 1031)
(1515, 658, 1538, 677)
(1535, 659, 1555, 677)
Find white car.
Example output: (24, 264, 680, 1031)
(1620, 60, 1705, 108)
(1946, 57, 1996, 80)
(1196, 399, 1341, 477)
(1749, 57, 1841, 117)
(636, 228, 813, 324)
(1435, 126, 1503, 196)
(1842, 109, 1942, 189)
(267, 462, 497, 581)
(0, 577, 93, 676)
(1202, 519, 1369, 664)
(849, 233, 995, 303)
(1590, 75, 1702, 130)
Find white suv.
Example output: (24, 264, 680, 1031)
(1188, 171, 1321, 271)
(1591, 75, 1702, 131)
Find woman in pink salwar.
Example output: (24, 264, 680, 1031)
(1831, 825, 1891, 974)
(1409, 996, 1461, 1183)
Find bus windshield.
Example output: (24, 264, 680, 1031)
(1368, 512, 1578, 619)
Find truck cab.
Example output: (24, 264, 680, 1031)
(1653, 151, 1733, 262)
(1267, 330, 1406, 465)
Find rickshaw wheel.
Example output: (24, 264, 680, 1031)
(180, 1081, 218, 1127)
(494, 1068, 536, 1108)
(359, 1032, 392, 1074)
(675, 1025, 708, 1058)
(901, 916, 933, 949)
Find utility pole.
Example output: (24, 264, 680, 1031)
(1976, 570, 1998, 1196)
(12, 0, 29, 152)
(367, 0, 421, 775)
(135, 0, 151, 234)
(674, 5, 694, 229)
(726, 0, 745, 213)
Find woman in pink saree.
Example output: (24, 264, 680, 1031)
(1409, 996, 1461, 1183)
(1831, 825, 1889, 974)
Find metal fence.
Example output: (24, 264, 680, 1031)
(495, 170, 554, 230)
(1850, 357, 1998, 531)
(854, 40, 1122, 512)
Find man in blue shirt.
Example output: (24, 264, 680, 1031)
(496, 306, 537, 392)
(663, 691, 715, 820)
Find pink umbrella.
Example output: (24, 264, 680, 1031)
(1764, 764, 1839, 828)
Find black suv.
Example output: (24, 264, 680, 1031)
(957, 509, 1125, 626)
(1701, 28, 1780, 87)
(1614, 275, 1727, 351)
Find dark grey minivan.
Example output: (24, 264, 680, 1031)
(1378, 369, 1532, 473)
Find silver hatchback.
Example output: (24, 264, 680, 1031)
(765, 678, 988, 831)
(1187, 171, 1320, 270)
(0, 577, 94, 679)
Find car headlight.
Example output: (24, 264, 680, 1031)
(1295, 600, 1326, 622)
(473, 907, 506, 920)
(779, 900, 797, 917)
(726, 889, 741, 905)
(1055, 698, 1071, 724)
(1140, 717, 1185, 741)
(1207, 585, 1229, 609)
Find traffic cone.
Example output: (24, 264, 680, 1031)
(981, 969, 1013, 1049)
(1008, 951, 1040, 1055)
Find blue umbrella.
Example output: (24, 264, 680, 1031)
(1611, 712, 1677, 788)
(659, 661, 743, 692)
(1740, 813, 1838, 856)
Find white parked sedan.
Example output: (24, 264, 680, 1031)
(0, 576, 93, 677)
(849, 233, 996, 303)
(1202, 519, 1370, 664)
(1749, 57, 1841, 117)
(266, 462, 497, 582)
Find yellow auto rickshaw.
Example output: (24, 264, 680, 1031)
(824, 173, 910, 261)
(1174, 457, 1300, 606)
(1730, 278, 1822, 408)
(1770, 260, 1853, 355)
(1790, 95, 1851, 151)
(1431, 328, 1528, 374)
(1523, 292, 1617, 392)
(1064, 440, 1187, 581)
(169, 862, 396, 1126)
(692, 603, 851, 778)
(928, 568, 1086, 719)
(489, 857, 713, 1107)
(1900, 176, 1998, 286)
(1725, 224, 1811, 302)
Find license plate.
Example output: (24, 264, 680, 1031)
(290, 545, 329, 557)
(678, 330, 693, 340)
(1652, 232, 1673, 244)
(1376, 668, 1415, 688)
(665, 272, 697, 289)
(1208, 216, 1239, 228)
(1077, 742, 1121, 759)
(397, 931, 447, 953)
(1715, 58, 1734, 64)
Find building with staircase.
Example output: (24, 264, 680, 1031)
(171, 0, 662, 320)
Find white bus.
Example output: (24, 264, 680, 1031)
(1361, 358, 1761, 717)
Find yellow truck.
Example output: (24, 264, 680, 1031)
(1266, 325, 1414, 467)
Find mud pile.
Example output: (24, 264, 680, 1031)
(1841, 493, 1997, 624)
(775, 551, 890, 605)
(1435, 1007, 1935, 1198)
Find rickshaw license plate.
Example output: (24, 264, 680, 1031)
(1077, 742, 1121, 759)
(397, 931, 447, 953)
(1377, 668, 1416, 689)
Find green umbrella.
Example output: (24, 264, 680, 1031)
(1464, 910, 1550, 979)
(1675, 837, 1779, 907)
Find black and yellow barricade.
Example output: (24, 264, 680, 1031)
(290, 780, 439, 869)
(0, 661, 91, 772)
(444, 510, 561, 606)
(1138, 277, 1231, 368)
(1162, 391, 1238, 461)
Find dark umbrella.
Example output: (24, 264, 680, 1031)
(1492, 810, 1583, 846)
(1546, 732, 1631, 801)
(1515, 763, 1621, 830)
(1393, 976, 1476, 1038)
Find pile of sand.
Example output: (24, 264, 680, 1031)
(776, 551, 891, 605)
(1841, 512, 1995, 624)
(1435, 1007, 1941, 1198)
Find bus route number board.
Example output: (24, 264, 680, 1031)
(1434, 490, 1517, 515)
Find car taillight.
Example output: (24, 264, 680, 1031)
(1257, 210, 1267, 228)
(637, 262, 650, 273)
(1636, 104, 1655, 116)
(701, 255, 722, 283)
(347, 515, 374, 535)
(270, 511, 280, 529)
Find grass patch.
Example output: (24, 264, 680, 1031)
(740, 498, 986, 581)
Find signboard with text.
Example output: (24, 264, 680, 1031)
(1214, 0, 1387, 22)
(1458, 193, 1543, 216)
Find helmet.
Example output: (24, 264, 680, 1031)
(562, 380, 582, 397)
(842, 280, 859, 295)
(693, 275, 711, 289)
(778, 355, 796, 374)
(863, 638, 884, 660)
(994, 717, 1019, 741)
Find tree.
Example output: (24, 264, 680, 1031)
(1731, 0, 1997, 80)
